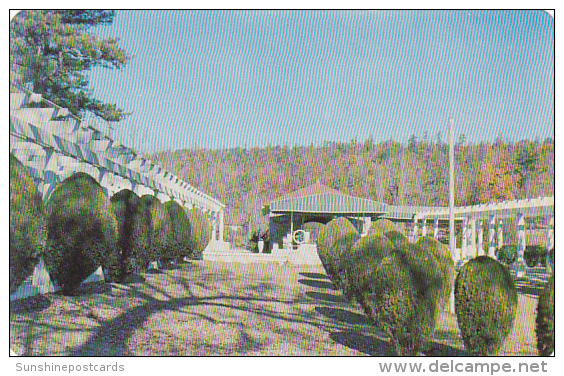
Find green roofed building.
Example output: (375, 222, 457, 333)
(265, 181, 392, 251)
(265, 181, 465, 252)
(265, 181, 553, 271)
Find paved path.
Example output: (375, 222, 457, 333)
(10, 261, 541, 356)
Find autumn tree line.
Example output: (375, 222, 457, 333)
(152, 135, 554, 234)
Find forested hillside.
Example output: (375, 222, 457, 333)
(152, 136, 554, 230)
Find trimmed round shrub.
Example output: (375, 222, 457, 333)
(187, 208, 212, 258)
(536, 273, 554, 356)
(371, 218, 399, 237)
(415, 236, 455, 313)
(340, 230, 395, 312)
(524, 245, 546, 267)
(496, 245, 517, 265)
(385, 230, 410, 250)
(393, 241, 442, 347)
(141, 195, 173, 264)
(454, 256, 518, 356)
(9, 153, 47, 293)
(316, 217, 360, 289)
(44, 172, 118, 294)
(165, 200, 192, 261)
(110, 189, 152, 280)
(363, 252, 432, 355)
(537, 247, 548, 267)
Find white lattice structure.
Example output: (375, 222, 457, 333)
(10, 82, 228, 300)
(413, 197, 554, 277)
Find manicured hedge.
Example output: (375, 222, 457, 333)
(385, 230, 410, 250)
(165, 200, 192, 261)
(415, 236, 454, 313)
(9, 153, 47, 293)
(44, 172, 118, 294)
(316, 217, 360, 289)
(110, 189, 152, 280)
(524, 245, 547, 267)
(364, 251, 431, 355)
(141, 195, 173, 264)
(496, 245, 517, 265)
(454, 256, 518, 356)
(393, 241, 441, 347)
(536, 273, 554, 356)
(187, 208, 212, 258)
(340, 230, 394, 310)
(371, 218, 399, 237)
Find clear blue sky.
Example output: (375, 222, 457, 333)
(87, 10, 554, 153)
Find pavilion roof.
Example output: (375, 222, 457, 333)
(269, 181, 388, 214)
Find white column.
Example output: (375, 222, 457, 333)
(515, 212, 526, 278)
(461, 216, 468, 260)
(488, 215, 496, 258)
(211, 211, 217, 242)
(470, 217, 477, 259)
(421, 218, 427, 237)
(218, 209, 224, 242)
(497, 219, 504, 251)
(477, 220, 484, 256)
(433, 218, 439, 239)
(362, 216, 372, 236)
(412, 217, 419, 243)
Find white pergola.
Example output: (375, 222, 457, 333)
(413, 197, 554, 277)
(10, 82, 228, 300)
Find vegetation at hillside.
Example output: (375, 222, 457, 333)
(152, 136, 554, 233)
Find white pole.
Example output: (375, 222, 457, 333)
(448, 117, 455, 313)
(449, 117, 455, 261)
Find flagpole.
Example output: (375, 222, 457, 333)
(449, 117, 455, 261)
(448, 116, 455, 313)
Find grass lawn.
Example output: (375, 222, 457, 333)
(10, 260, 543, 356)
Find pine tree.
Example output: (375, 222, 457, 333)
(10, 10, 130, 121)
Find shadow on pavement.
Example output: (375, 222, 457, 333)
(298, 278, 336, 290)
(515, 281, 543, 297)
(423, 341, 465, 356)
(145, 269, 164, 275)
(123, 274, 146, 284)
(57, 281, 112, 296)
(306, 291, 347, 304)
(10, 295, 51, 313)
(330, 330, 392, 356)
(315, 306, 370, 325)
(300, 272, 330, 280)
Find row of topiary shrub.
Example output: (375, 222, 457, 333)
(316, 216, 554, 356)
(496, 245, 552, 267)
(317, 217, 454, 355)
(10, 153, 211, 295)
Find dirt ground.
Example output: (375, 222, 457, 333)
(10, 260, 543, 356)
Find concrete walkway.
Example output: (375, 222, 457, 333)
(202, 244, 323, 265)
